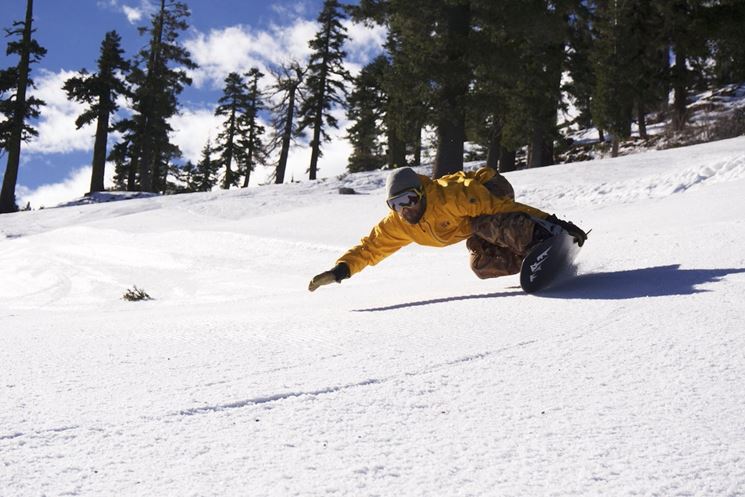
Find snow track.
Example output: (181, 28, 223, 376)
(2, 138, 745, 496)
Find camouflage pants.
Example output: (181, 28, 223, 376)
(467, 174, 535, 279)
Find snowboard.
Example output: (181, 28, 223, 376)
(520, 229, 583, 294)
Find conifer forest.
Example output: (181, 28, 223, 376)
(2, 0, 744, 213)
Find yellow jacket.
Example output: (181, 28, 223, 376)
(337, 168, 549, 276)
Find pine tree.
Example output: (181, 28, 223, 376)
(382, 27, 431, 169)
(353, 1, 437, 169)
(497, 1, 575, 168)
(431, 0, 471, 177)
(467, 1, 567, 169)
(297, 0, 351, 180)
(214, 72, 250, 189)
(563, 2, 596, 132)
(192, 140, 220, 192)
(238, 68, 269, 188)
(659, 0, 709, 132)
(626, 1, 668, 140)
(174, 140, 218, 193)
(468, 0, 517, 171)
(0, 0, 46, 214)
(591, 0, 637, 156)
(63, 31, 130, 193)
(126, 0, 197, 193)
(268, 62, 305, 184)
(346, 56, 387, 172)
(708, 1, 745, 84)
(110, 134, 134, 191)
(0, 67, 18, 156)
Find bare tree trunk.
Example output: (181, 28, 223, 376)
(498, 148, 516, 173)
(308, 30, 330, 181)
(485, 119, 502, 169)
(242, 146, 253, 188)
(308, 63, 327, 181)
(637, 101, 648, 139)
(672, 49, 687, 131)
(528, 126, 545, 168)
(434, 115, 466, 177)
(89, 95, 111, 193)
(432, 1, 470, 179)
(127, 153, 139, 191)
(413, 122, 422, 167)
(150, 145, 163, 192)
(222, 110, 235, 189)
(139, 132, 153, 192)
(138, 0, 165, 193)
(387, 127, 407, 168)
(275, 84, 297, 184)
(526, 41, 561, 170)
(308, 107, 323, 180)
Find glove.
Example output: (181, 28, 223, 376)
(308, 263, 350, 292)
(546, 214, 588, 246)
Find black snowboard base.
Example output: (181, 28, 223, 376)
(520, 231, 583, 293)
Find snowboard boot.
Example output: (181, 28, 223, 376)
(533, 215, 588, 246)
(528, 221, 554, 248)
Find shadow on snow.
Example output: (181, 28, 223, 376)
(541, 264, 745, 300)
(353, 265, 745, 311)
(353, 290, 524, 312)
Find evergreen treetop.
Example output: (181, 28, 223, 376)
(297, 0, 352, 180)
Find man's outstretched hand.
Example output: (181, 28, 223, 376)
(308, 263, 351, 292)
(308, 270, 337, 292)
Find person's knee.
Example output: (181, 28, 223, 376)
(469, 252, 520, 279)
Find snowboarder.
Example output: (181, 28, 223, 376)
(308, 167, 586, 292)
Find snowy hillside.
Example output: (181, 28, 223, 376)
(2, 137, 745, 497)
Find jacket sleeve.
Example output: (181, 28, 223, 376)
(337, 214, 412, 276)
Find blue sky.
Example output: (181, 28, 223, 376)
(0, 0, 385, 208)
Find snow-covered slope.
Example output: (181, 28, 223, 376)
(2, 137, 745, 497)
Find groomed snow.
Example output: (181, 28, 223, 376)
(2, 137, 745, 497)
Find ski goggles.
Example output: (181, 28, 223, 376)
(386, 188, 423, 213)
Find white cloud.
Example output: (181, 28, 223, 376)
(169, 107, 223, 163)
(120, 0, 156, 24)
(184, 17, 385, 89)
(270, 18, 317, 63)
(343, 20, 387, 65)
(17, 165, 115, 209)
(185, 26, 274, 89)
(270, 2, 311, 18)
(122, 5, 143, 23)
(96, 0, 120, 8)
(97, 0, 155, 24)
(185, 19, 317, 90)
(26, 70, 96, 155)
